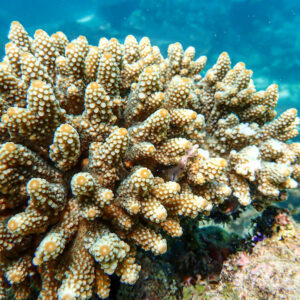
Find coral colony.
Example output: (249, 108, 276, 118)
(0, 21, 299, 299)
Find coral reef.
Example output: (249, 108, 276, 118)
(116, 253, 180, 300)
(115, 221, 243, 300)
(0, 21, 299, 299)
(192, 210, 300, 300)
(116, 207, 300, 300)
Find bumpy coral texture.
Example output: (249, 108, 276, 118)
(0, 21, 299, 299)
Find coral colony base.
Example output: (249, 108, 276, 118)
(0, 21, 299, 299)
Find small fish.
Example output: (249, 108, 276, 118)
(76, 14, 95, 24)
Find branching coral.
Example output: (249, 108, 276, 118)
(0, 21, 299, 299)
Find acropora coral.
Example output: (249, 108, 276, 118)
(0, 21, 299, 299)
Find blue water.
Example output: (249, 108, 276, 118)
(0, 0, 299, 216)
(1, 0, 299, 104)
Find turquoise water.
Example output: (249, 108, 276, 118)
(0, 0, 299, 217)
(1, 0, 299, 111)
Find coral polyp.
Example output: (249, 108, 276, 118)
(0, 21, 299, 299)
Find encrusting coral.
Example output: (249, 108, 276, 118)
(0, 21, 299, 299)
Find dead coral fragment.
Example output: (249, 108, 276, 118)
(0, 21, 299, 300)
